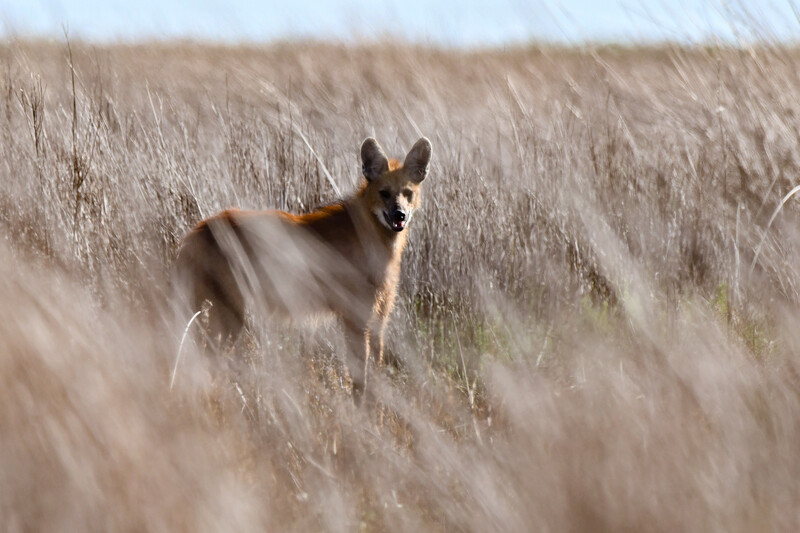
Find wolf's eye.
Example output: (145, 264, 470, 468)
(379, 190, 391, 200)
(402, 189, 414, 200)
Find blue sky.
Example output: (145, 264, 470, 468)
(0, 0, 797, 46)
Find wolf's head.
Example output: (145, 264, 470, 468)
(360, 137, 432, 233)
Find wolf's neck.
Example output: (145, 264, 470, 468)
(346, 192, 406, 254)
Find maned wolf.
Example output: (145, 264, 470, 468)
(174, 137, 432, 400)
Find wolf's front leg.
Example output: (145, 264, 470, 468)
(343, 319, 371, 404)
(367, 316, 387, 367)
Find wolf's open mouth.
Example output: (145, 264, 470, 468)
(384, 212, 406, 232)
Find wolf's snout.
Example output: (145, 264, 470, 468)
(385, 209, 407, 232)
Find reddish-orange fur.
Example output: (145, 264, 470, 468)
(174, 137, 432, 400)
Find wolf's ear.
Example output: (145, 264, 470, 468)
(403, 137, 432, 183)
(361, 138, 390, 182)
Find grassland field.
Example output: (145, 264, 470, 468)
(1, 39, 800, 531)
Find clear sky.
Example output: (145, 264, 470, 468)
(0, 0, 797, 46)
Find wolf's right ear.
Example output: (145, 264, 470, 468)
(361, 138, 390, 182)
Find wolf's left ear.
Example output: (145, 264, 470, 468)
(403, 137, 432, 183)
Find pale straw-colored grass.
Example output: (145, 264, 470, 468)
(1, 38, 800, 531)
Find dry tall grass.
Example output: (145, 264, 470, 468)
(2, 39, 800, 531)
